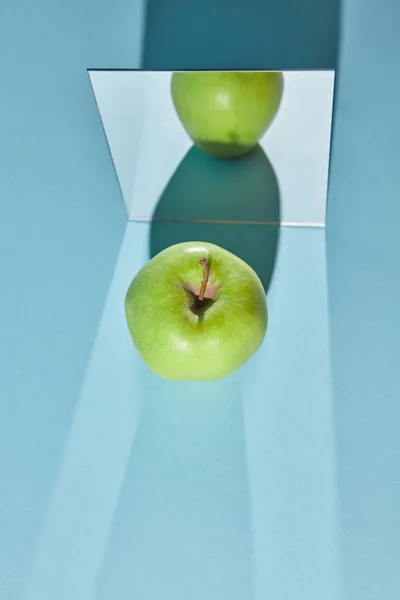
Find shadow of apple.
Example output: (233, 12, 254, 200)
(149, 144, 281, 294)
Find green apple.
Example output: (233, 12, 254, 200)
(171, 71, 283, 159)
(125, 241, 268, 381)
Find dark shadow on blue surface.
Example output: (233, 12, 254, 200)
(149, 144, 280, 294)
(143, 0, 340, 70)
(93, 377, 254, 600)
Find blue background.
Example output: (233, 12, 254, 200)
(1, 0, 399, 598)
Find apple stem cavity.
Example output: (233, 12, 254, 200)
(197, 257, 210, 303)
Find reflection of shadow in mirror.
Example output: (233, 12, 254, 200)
(93, 377, 254, 600)
(150, 144, 281, 294)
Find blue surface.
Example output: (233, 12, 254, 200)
(0, 1, 144, 598)
(1, 0, 400, 599)
(22, 223, 337, 600)
(327, 0, 400, 596)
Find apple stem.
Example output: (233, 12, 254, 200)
(198, 257, 210, 302)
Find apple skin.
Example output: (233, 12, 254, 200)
(125, 241, 268, 381)
(171, 71, 283, 159)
